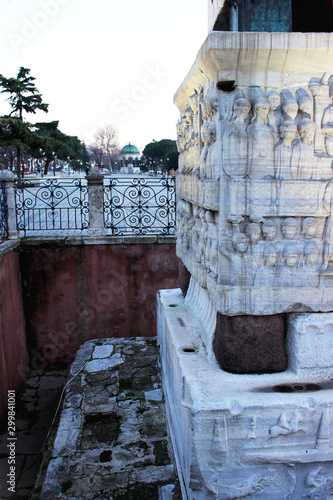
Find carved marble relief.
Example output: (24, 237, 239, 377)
(176, 75, 333, 314)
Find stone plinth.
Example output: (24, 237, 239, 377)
(163, 24, 333, 499)
(158, 289, 333, 499)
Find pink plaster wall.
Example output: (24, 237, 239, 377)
(0, 250, 28, 419)
(20, 243, 179, 364)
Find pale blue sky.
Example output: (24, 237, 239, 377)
(0, 0, 207, 151)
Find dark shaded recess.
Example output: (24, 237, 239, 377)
(213, 1, 234, 31)
(100, 450, 113, 462)
(292, 0, 333, 32)
(273, 383, 322, 393)
(82, 413, 121, 446)
(213, 0, 292, 32)
(213, 0, 333, 33)
(113, 484, 159, 499)
(213, 313, 287, 374)
(238, 0, 292, 32)
(217, 80, 235, 92)
(179, 259, 191, 297)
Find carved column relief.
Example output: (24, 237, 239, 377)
(176, 74, 333, 315)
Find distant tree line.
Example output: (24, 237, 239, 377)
(0, 67, 179, 179)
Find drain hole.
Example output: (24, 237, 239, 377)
(293, 384, 305, 391)
(169, 304, 178, 308)
(182, 346, 197, 354)
(273, 383, 322, 393)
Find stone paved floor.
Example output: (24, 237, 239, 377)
(0, 366, 68, 499)
(39, 337, 181, 499)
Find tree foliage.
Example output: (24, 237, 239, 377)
(142, 139, 178, 171)
(0, 67, 48, 120)
(31, 121, 82, 175)
(0, 67, 48, 178)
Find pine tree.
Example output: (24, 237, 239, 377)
(0, 67, 48, 179)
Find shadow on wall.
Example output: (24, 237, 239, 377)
(19, 242, 179, 365)
(0, 250, 28, 419)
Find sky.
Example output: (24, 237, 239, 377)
(0, 0, 208, 152)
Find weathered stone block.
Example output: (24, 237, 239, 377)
(213, 312, 287, 374)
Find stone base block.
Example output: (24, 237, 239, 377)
(213, 313, 287, 374)
(157, 289, 333, 499)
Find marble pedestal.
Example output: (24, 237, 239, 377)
(157, 289, 333, 499)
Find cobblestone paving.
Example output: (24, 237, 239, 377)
(40, 338, 181, 499)
(0, 367, 68, 499)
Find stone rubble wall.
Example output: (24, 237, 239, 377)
(40, 338, 181, 499)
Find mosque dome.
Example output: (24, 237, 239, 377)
(121, 143, 140, 155)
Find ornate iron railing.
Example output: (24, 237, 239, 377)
(0, 181, 8, 239)
(104, 177, 176, 235)
(15, 178, 89, 236)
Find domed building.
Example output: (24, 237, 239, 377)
(120, 143, 141, 174)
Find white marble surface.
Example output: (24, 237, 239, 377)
(158, 289, 333, 499)
(175, 32, 333, 316)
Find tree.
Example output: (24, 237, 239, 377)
(31, 121, 82, 175)
(142, 139, 178, 172)
(92, 124, 120, 170)
(0, 67, 48, 179)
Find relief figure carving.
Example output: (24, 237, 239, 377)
(198, 209, 208, 268)
(219, 233, 257, 286)
(247, 97, 277, 179)
(275, 217, 302, 262)
(176, 121, 186, 172)
(298, 242, 321, 287)
(267, 90, 282, 132)
(262, 219, 278, 243)
(295, 90, 313, 126)
(281, 97, 298, 123)
(206, 211, 218, 280)
(301, 217, 324, 264)
(245, 222, 262, 263)
(206, 121, 222, 180)
(321, 86, 333, 157)
(208, 470, 280, 500)
(222, 97, 251, 178)
(200, 122, 215, 178)
(305, 466, 333, 499)
(275, 120, 298, 179)
(254, 244, 279, 287)
(201, 88, 219, 121)
(290, 118, 317, 179)
(276, 244, 301, 287)
(269, 411, 306, 438)
(194, 207, 203, 263)
(189, 91, 200, 147)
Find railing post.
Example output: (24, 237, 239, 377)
(0, 170, 19, 239)
(86, 168, 105, 236)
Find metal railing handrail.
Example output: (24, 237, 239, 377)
(15, 177, 89, 236)
(9, 175, 176, 239)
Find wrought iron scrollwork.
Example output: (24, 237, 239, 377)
(0, 181, 8, 239)
(104, 177, 176, 235)
(15, 178, 89, 235)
